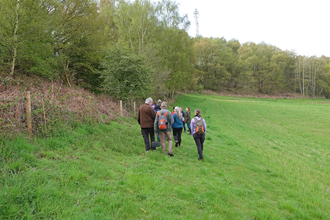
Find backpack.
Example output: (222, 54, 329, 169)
(195, 117, 205, 134)
(158, 111, 168, 130)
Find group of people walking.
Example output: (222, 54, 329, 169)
(137, 97, 207, 161)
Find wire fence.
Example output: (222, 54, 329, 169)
(0, 76, 175, 137)
(0, 81, 127, 137)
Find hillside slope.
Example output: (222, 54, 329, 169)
(1, 94, 330, 219)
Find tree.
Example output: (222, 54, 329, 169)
(99, 46, 153, 100)
(114, 0, 193, 96)
(114, 0, 160, 55)
(0, 0, 56, 77)
(194, 37, 231, 91)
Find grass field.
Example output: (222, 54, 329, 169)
(1, 94, 330, 219)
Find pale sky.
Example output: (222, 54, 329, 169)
(175, 0, 330, 57)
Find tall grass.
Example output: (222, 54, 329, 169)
(1, 94, 329, 219)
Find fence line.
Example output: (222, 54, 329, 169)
(0, 82, 125, 136)
(1, 80, 172, 136)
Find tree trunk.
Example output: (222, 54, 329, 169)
(9, 0, 20, 76)
(299, 57, 302, 94)
(302, 58, 305, 97)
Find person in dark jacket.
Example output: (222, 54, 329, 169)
(172, 106, 183, 147)
(155, 99, 162, 113)
(191, 109, 207, 161)
(185, 107, 192, 135)
(137, 97, 156, 151)
(180, 107, 186, 132)
(154, 102, 174, 156)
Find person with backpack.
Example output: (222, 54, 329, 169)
(154, 102, 175, 156)
(137, 97, 156, 151)
(154, 100, 162, 141)
(191, 109, 207, 161)
(172, 106, 183, 147)
(185, 107, 192, 135)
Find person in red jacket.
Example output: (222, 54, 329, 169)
(137, 97, 156, 151)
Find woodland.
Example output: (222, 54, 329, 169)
(1, 0, 330, 99)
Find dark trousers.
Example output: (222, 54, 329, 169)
(187, 122, 191, 134)
(172, 127, 183, 146)
(193, 133, 205, 159)
(183, 122, 186, 132)
(141, 128, 155, 151)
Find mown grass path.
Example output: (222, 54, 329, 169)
(1, 94, 330, 219)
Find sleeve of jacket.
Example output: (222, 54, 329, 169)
(150, 107, 156, 120)
(169, 111, 174, 126)
(191, 118, 196, 134)
(186, 111, 190, 122)
(137, 107, 140, 124)
(154, 112, 159, 133)
(203, 119, 207, 133)
(171, 113, 176, 128)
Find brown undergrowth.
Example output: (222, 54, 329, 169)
(0, 75, 129, 136)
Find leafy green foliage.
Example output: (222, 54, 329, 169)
(100, 46, 153, 100)
(1, 0, 330, 97)
(194, 37, 232, 91)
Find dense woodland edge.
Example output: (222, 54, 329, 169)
(1, 0, 330, 105)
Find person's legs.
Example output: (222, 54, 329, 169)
(147, 128, 155, 149)
(178, 127, 183, 146)
(200, 133, 205, 153)
(165, 131, 173, 154)
(187, 122, 191, 134)
(172, 128, 179, 143)
(193, 133, 203, 159)
(159, 132, 167, 154)
(183, 122, 186, 132)
(141, 128, 150, 151)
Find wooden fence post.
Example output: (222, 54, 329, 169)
(26, 91, 32, 137)
(120, 100, 123, 117)
(134, 102, 136, 117)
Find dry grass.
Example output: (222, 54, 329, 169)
(0, 75, 129, 136)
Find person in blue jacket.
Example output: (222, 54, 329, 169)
(172, 106, 183, 147)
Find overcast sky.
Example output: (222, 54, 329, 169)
(174, 0, 330, 57)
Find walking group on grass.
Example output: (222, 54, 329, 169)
(137, 97, 207, 161)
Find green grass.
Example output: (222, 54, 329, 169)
(1, 94, 330, 219)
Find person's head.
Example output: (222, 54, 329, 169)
(186, 107, 190, 112)
(158, 99, 162, 103)
(195, 109, 201, 117)
(161, 101, 167, 108)
(180, 107, 183, 111)
(175, 106, 182, 119)
(145, 97, 153, 106)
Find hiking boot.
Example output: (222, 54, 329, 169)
(198, 158, 203, 162)
(175, 141, 179, 147)
(151, 147, 156, 150)
(168, 153, 174, 156)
